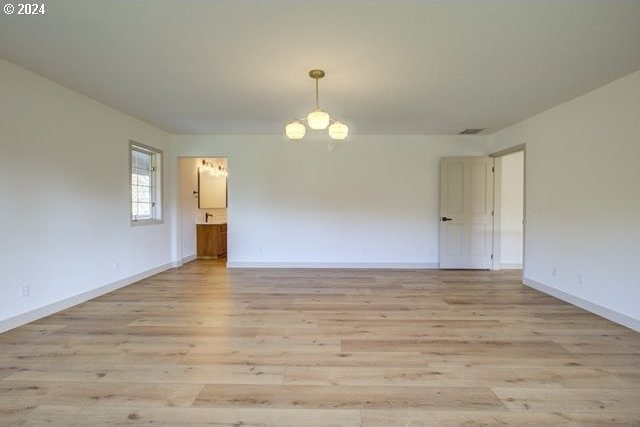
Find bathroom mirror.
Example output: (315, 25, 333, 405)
(198, 168, 227, 208)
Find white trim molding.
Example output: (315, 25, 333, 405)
(181, 254, 197, 265)
(523, 277, 640, 332)
(227, 262, 439, 269)
(0, 263, 175, 334)
(500, 263, 523, 270)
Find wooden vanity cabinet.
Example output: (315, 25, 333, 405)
(196, 223, 227, 259)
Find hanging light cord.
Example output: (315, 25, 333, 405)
(315, 77, 320, 109)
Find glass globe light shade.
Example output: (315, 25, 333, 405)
(328, 121, 349, 140)
(307, 109, 330, 130)
(285, 120, 306, 140)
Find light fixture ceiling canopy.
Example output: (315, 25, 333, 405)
(308, 69, 325, 79)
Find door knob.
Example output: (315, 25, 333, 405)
(441, 217, 453, 221)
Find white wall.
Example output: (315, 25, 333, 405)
(489, 69, 640, 330)
(499, 151, 524, 268)
(0, 59, 173, 331)
(171, 134, 487, 267)
(179, 157, 228, 260)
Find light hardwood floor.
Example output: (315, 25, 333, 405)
(1, 260, 639, 426)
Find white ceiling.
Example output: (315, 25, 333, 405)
(1, 0, 639, 135)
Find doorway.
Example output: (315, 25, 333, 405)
(178, 157, 228, 264)
(492, 147, 525, 271)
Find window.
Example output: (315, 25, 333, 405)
(130, 141, 162, 224)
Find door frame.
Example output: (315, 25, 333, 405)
(490, 144, 526, 277)
(176, 155, 229, 267)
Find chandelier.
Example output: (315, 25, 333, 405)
(285, 69, 349, 141)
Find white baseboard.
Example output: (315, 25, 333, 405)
(0, 262, 174, 334)
(523, 277, 640, 332)
(227, 261, 439, 269)
(170, 254, 197, 269)
(181, 254, 197, 264)
(500, 263, 523, 270)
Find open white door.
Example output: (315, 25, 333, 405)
(440, 157, 494, 269)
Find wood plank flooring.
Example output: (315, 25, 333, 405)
(1, 260, 639, 426)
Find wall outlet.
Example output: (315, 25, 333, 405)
(577, 274, 584, 285)
(21, 285, 30, 298)
(551, 267, 557, 277)
(112, 261, 119, 271)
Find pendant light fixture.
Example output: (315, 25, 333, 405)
(285, 69, 349, 141)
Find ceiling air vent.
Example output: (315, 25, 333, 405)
(459, 128, 484, 135)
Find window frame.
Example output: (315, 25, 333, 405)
(129, 140, 163, 226)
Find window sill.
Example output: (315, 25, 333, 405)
(131, 219, 163, 227)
